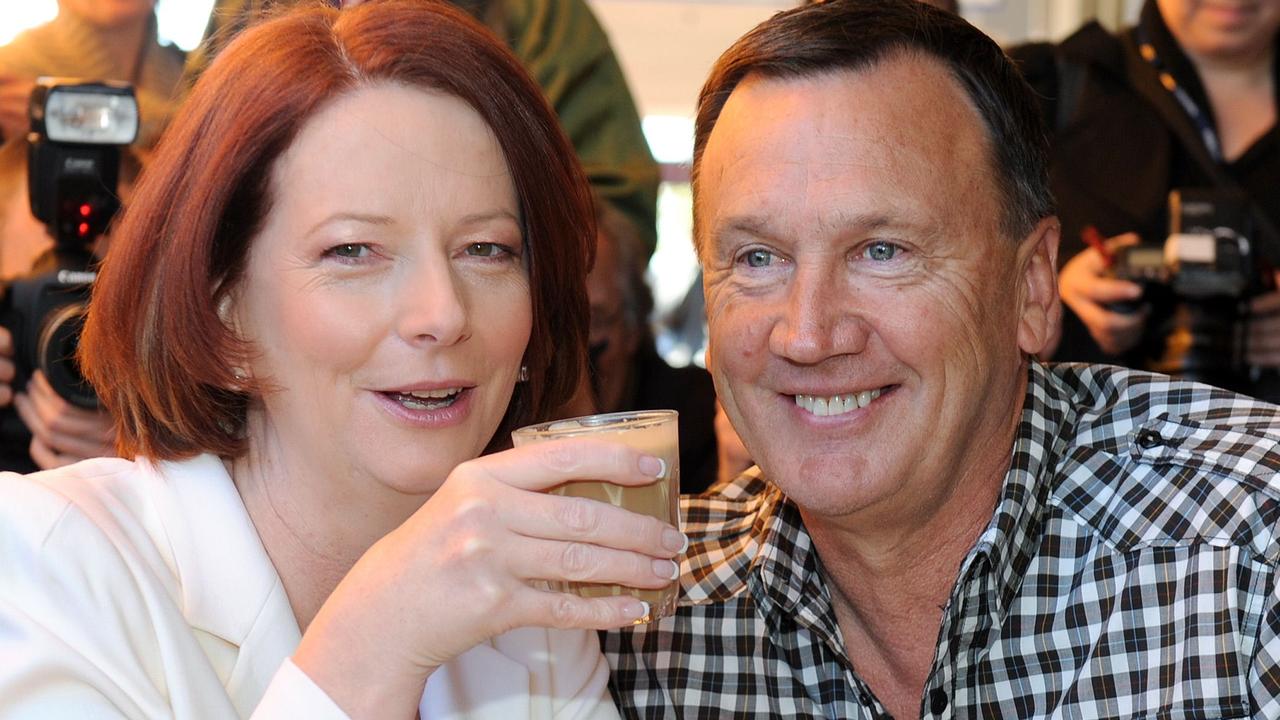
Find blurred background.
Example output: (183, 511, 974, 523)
(0, 0, 1148, 368)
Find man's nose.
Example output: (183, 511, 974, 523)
(768, 263, 869, 364)
(395, 262, 470, 347)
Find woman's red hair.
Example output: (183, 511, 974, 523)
(80, 0, 594, 460)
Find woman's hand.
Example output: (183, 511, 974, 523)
(1058, 232, 1149, 356)
(293, 437, 685, 719)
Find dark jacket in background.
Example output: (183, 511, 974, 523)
(1011, 0, 1280, 400)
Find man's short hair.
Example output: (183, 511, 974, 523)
(692, 0, 1053, 246)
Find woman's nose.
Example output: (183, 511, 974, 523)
(395, 264, 470, 347)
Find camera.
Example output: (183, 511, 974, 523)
(0, 79, 138, 412)
(1110, 188, 1269, 389)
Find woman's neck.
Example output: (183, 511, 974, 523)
(229, 427, 429, 630)
(1190, 44, 1276, 162)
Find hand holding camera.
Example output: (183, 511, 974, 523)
(0, 78, 136, 470)
(1059, 231, 1149, 356)
(1064, 189, 1275, 390)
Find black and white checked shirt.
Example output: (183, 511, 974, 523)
(603, 362, 1280, 719)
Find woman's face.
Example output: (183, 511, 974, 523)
(1156, 0, 1280, 64)
(58, 0, 155, 28)
(229, 83, 531, 496)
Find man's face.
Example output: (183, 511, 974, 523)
(698, 54, 1057, 524)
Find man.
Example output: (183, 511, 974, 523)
(603, 1, 1280, 718)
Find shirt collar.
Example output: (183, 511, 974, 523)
(139, 453, 301, 705)
(963, 360, 1077, 620)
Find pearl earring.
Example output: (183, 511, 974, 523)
(517, 365, 529, 382)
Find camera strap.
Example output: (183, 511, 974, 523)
(1135, 24, 1223, 163)
(1126, 27, 1280, 270)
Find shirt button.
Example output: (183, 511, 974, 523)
(929, 688, 948, 715)
(1135, 428, 1164, 449)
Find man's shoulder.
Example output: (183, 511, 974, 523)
(1044, 363, 1280, 558)
(677, 469, 781, 603)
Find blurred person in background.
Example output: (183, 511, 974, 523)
(0, 0, 186, 471)
(587, 200, 719, 493)
(0, 2, 684, 717)
(1014, 0, 1280, 400)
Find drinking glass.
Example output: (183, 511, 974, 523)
(512, 409, 680, 624)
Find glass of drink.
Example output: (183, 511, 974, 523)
(512, 409, 680, 624)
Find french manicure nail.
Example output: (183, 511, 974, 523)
(638, 455, 665, 478)
(652, 558, 679, 580)
(633, 600, 651, 620)
(663, 528, 687, 553)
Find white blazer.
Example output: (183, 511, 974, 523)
(0, 454, 619, 719)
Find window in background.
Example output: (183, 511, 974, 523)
(642, 115, 704, 368)
(0, 0, 216, 51)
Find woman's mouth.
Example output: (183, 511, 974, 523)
(385, 387, 465, 410)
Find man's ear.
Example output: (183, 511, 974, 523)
(1015, 217, 1061, 358)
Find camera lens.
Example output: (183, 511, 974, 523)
(36, 303, 98, 409)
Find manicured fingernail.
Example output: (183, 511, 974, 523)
(652, 559, 679, 580)
(663, 528, 687, 553)
(632, 601, 650, 621)
(638, 455, 665, 478)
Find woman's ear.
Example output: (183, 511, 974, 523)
(214, 289, 252, 388)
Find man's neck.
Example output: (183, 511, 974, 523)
(55, 10, 151, 80)
(799, 380, 1023, 718)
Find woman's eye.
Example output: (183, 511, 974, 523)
(865, 241, 900, 262)
(742, 249, 775, 268)
(465, 242, 510, 258)
(328, 243, 371, 260)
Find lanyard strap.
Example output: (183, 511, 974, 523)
(1136, 24, 1224, 163)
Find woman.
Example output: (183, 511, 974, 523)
(0, 1, 683, 717)
(1015, 0, 1280, 399)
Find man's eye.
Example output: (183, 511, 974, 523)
(465, 242, 509, 258)
(742, 249, 775, 268)
(865, 241, 900, 262)
(328, 243, 370, 259)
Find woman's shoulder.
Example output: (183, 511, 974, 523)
(0, 456, 147, 548)
(0, 454, 233, 587)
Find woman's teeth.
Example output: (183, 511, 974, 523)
(392, 388, 462, 410)
(795, 388, 882, 416)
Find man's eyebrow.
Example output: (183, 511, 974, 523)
(711, 211, 909, 247)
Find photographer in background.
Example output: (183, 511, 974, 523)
(0, 0, 185, 470)
(1014, 0, 1280, 401)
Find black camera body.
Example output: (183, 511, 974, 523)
(1109, 188, 1267, 388)
(0, 79, 137, 444)
(0, 249, 98, 410)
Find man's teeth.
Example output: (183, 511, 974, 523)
(394, 388, 462, 410)
(794, 388, 882, 416)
